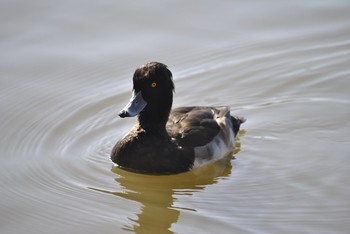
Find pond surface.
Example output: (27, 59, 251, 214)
(1, 1, 350, 233)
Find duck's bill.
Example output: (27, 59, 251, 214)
(119, 90, 147, 118)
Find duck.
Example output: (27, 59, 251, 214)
(111, 62, 245, 174)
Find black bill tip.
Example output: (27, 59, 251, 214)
(118, 110, 130, 118)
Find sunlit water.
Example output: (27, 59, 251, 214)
(1, 1, 350, 233)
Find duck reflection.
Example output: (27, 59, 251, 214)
(110, 153, 236, 234)
(91, 138, 243, 234)
(116, 157, 233, 233)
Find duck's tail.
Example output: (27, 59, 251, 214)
(231, 115, 246, 136)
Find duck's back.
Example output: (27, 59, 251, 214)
(167, 106, 244, 167)
(166, 106, 222, 147)
(167, 106, 241, 146)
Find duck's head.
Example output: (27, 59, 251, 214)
(119, 62, 175, 127)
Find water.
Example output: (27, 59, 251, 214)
(1, 1, 350, 233)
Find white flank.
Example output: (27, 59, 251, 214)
(193, 108, 236, 168)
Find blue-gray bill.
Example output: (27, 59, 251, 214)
(119, 90, 147, 118)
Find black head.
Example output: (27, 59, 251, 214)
(133, 62, 174, 95)
(119, 62, 175, 130)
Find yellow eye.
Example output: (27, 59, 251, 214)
(151, 82, 157, 88)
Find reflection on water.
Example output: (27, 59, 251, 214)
(92, 154, 235, 233)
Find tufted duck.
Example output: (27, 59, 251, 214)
(111, 62, 245, 174)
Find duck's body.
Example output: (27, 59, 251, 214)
(111, 62, 245, 174)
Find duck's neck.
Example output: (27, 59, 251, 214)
(138, 115, 168, 134)
(138, 100, 172, 134)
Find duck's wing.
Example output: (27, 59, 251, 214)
(166, 106, 229, 147)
